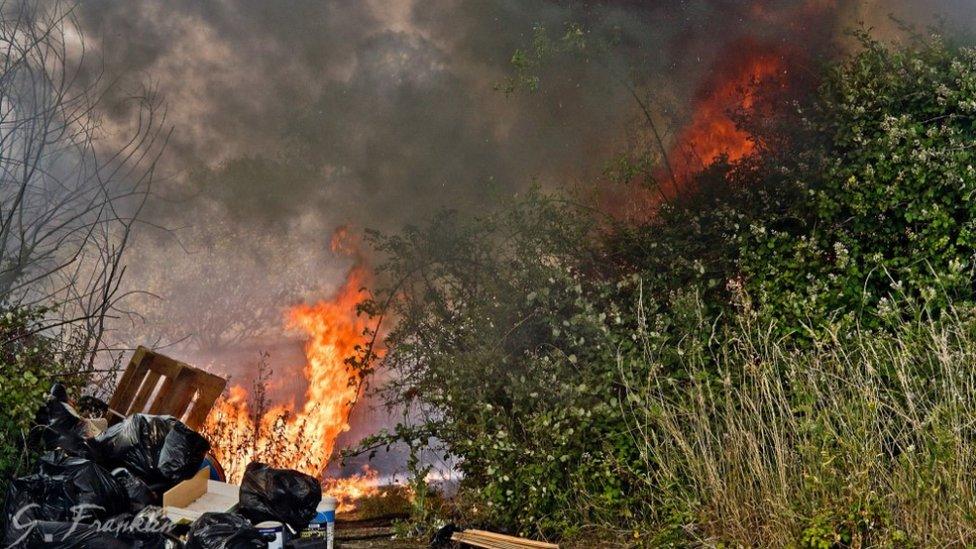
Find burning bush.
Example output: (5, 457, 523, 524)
(201, 227, 379, 508)
(202, 353, 378, 511)
(358, 31, 976, 546)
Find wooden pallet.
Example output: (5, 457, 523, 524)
(452, 529, 559, 549)
(106, 346, 226, 430)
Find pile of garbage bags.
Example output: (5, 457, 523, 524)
(2, 384, 323, 548)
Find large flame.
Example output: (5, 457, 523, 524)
(204, 227, 379, 508)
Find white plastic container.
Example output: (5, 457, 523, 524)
(299, 496, 338, 549)
(255, 520, 285, 549)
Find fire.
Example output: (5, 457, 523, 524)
(613, 40, 789, 219)
(323, 467, 380, 512)
(204, 227, 378, 507)
(668, 40, 786, 188)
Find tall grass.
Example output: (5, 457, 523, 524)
(621, 300, 976, 546)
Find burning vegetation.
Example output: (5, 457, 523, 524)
(203, 228, 378, 508)
(667, 40, 787, 184)
(352, 23, 976, 548)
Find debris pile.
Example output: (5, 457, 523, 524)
(2, 382, 330, 548)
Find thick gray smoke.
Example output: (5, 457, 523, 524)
(72, 0, 975, 235)
(61, 0, 975, 475)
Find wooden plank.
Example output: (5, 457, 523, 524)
(106, 346, 151, 419)
(453, 530, 558, 549)
(128, 370, 161, 416)
(146, 353, 186, 378)
(452, 537, 525, 549)
(475, 531, 558, 547)
(107, 346, 227, 430)
(161, 377, 198, 419)
(147, 376, 178, 415)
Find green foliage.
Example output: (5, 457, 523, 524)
(0, 307, 69, 489)
(741, 34, 976, 334)
(498, 23, 589, 95)
(361, 193, 647, 536)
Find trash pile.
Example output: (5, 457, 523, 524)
(2, 384, 330, 548)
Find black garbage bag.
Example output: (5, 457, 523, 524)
(430, 523, 461, 548)
(36, 451, 131, 518)
(10, 520, 134, 548)
(184, 512, 265, 549)
(2, 452, 129, 546)
(2, 474, 44, 546)
(50, 382, 70, 402)
(92, 414, 210, 490)
(238, 462, 321, 532)
(30, 383, 94, 456)
(113, 467, 160, 512)
(128, 506, 184, 549)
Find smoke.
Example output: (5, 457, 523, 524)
(58, 0, 976, 473)
(72, 1, 973, 235)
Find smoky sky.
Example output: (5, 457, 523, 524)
(60, 0, 976, 357)
(72, 1, 974, 233)
(73, 2, 805, 229)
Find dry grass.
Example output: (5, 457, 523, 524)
(348, 485, 414, 521)
(620, 305, 976, 546)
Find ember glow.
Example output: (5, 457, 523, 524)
(204, 228, 378, 507)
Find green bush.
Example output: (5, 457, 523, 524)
(741, 34, 976, 334)
(360, 194, 646, 536)
(0, 307, 71, 489)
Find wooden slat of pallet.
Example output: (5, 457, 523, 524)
(156, 377, 196, 419)
(452, 538, 549, 549)
(128, 370, 161, 416)
(469, 529, 559, 547)
(107, 346, 150, 417)
(147, 351, 188, 378)
(452, 529, 559, 549)
(149, 368, 199, 417)
(183, 373, 226, 430)
(148, 376, 178, 415)
(106, 346, 227, 430)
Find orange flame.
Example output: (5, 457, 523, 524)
(612, 40, 789, 219)
(204, 227, 378, 507)
(323, 467, 380, 512)
(668, 40, 785, 188)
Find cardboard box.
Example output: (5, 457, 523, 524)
(162, 467, 239, 523)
